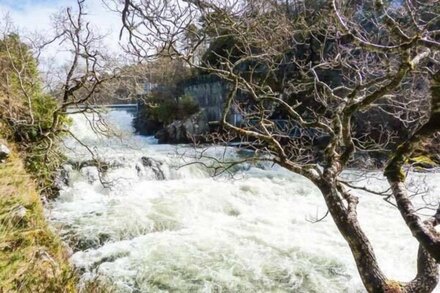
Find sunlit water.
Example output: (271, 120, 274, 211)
(46, 110, 440, 292)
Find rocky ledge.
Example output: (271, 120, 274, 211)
(155, 110, 210, 144)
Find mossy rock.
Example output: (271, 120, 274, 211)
(409, 155, 438, 169)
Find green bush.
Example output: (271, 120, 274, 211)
(179, 94, 199, 117)
(140, 93, 199, 126)
(0, 34, 68, 195)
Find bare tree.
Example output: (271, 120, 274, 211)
(114, 0, 440, 292)
(0, 0, 121, 194)
(47, 0, 118, 129)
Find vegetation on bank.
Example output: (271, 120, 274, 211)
(134, 58, 200, 135)
(0, 142, 76, 292)
(0, 34, 68, 195)
(0, 34, 75, 291)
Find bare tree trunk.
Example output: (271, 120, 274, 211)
(385, 71, 440, 263)
(316, 167, 439, 293)
(316, 171, 388, 292)
(117, 1, 440, 291)
(405, 246, 439, 293)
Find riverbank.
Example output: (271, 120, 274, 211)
(0, 141, 76, 292)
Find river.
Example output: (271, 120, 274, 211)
(46, 109, 440, 292)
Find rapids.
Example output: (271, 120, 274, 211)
(46, 110, 440, 292)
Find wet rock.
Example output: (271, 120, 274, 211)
(70, 232, 114, 252)
(134, 117, 163, 136)
(53, 165, 72, 191)
(155, 111, 209, 144)
(69, 159, 122, 172)
(81, 166, 100, 183)
(135, 163, 142, 175)
(0, 144, 10, 162)
(141, 157, 165, 180)
(141, 157, 160, 168)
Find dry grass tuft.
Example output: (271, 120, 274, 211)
(0, 142, 76, 292)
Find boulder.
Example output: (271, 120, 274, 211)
(155, 111, 209, 144)
(11, 205, 27, 224)
(141, 157, 165, 180)
(134, 117, 163, 136)
(0, 144, 10, 162)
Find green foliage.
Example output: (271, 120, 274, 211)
(33, 94, 57, 128)
(180, 94, 199, 117)
(141, 93, 199, 126)
(0, 34, 74, 292)
(134, 57, 198, 130)
(0, 33, 67, 195)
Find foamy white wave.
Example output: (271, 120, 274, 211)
(46, 110, 440, 293)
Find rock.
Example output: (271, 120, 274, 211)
(410, 155, 438, 170)
(141, 157, 165, 180)
(154, 128, 169, 144)
(0, 144, 10, 162)
(134, 117, 163, 136)
(155, 110, 209, 144)
(68, 159, 121, 172)
(11, 205, 27, 223)
(133, 100, 164, 135)
(141, 157, 161, 168)
(53, 165, 72, 191)
(81, 166, 100, 183)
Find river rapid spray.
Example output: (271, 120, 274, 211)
(46, 110, 440, 292)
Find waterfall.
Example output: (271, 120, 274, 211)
(46, 110, 440, 293)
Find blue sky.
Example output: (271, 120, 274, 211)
(0, 0, 120, 40)
(0, 0, 61, 10)
(0, 0, 122, 66)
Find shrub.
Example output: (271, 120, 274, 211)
(0, 34, 67, 195)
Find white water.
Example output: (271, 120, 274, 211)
(47, 110, 440, 292)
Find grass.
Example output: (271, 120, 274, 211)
(0, 141, 76, 292)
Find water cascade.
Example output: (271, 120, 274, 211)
(47, 110, 440, 292)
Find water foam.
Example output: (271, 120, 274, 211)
(47, 110, 440, 292)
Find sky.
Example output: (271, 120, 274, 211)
(0, 0, 123, 67)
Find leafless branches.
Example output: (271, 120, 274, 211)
(115, 0, 440, 291)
